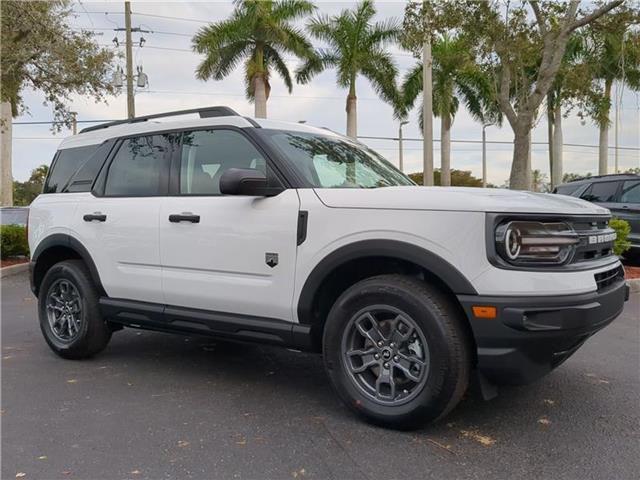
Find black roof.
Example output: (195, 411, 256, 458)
(565, 173, 639, 184)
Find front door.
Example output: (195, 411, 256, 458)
(159, 128, 300, 321)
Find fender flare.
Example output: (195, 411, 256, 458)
(297, 239, 477, 324)
(31, 233, 105, 296)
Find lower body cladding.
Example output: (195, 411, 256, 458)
(458, 277, 629, 385)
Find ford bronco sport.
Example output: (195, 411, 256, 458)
(28, 106, 629, 428)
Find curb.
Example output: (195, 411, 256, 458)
(628, 278, 640, 294)
(0, 262, 29, 279)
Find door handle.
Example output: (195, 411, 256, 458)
(168, 213, 200, 223)
(83, 213, 107, 222)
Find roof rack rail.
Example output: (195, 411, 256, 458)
(79, 106, 240, 134)
(568, 172, 639, 182)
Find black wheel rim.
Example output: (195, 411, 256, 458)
(45, 279, 83, 343)
(341, 305, 430, 406)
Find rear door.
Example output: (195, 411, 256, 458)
(74, 134, 176, 304)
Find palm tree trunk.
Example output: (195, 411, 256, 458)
(509, 125, 532, 190)
(440, 114, 451, 186)
(598, 79, 613, 175)
(253, 45, 267, 118)
(345, 82, 357, 182)
(254, 75, 268, 119)
(346, 82, 357, 139)
(0, 101, 13, 206)
(552, 103, 563, 188)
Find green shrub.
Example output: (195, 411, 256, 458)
(610, 218, 631, 257)
(0, 225, 29, 260)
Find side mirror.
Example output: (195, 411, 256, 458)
(219, 168, 283, 197)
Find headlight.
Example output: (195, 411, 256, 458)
(495, 221, 579, 266)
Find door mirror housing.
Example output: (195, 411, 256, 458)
(219, 168, 283, 197)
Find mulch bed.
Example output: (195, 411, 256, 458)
(1, 258, 28, 269)
(624, 265, 640, 280)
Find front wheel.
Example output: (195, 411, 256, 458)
(323, 274, 471, 429)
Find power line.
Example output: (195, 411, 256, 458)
(12, 120, 114, 125)
(358, 135, 640, 151)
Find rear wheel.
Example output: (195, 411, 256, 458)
(38, 260, 111, 359)
(323, 274, 471, 429)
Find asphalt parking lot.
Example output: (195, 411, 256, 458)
(2, 271, 639, 480)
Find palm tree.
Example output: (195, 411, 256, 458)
(400, 34, 500, 186)
(192, 0, 316, 118)
(584, 11, 640, 175)
(295, 0, 400, 138)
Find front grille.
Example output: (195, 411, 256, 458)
(594, 265, 624, 291)
(570, 218, 616, 264)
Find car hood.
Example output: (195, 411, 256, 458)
(313, 186, 609, 215)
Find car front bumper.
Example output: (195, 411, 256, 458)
(457, 278, 629, 385)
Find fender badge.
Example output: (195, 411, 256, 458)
(265, 252, 279, 268)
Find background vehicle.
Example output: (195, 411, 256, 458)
(0, 207, 29, 226)
(553, 174, 640, 251)
(27, 107, 628, 429)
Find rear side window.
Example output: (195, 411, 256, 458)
(554, 184, 582, 196)
(104, 134, 173, 196)
(65, 141, 114, 193)
(620, 180, 640, 203)
(580, 181, 619, 202)
(44, 145, 98, 193)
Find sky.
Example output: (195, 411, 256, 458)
(11, 0, 640, 184)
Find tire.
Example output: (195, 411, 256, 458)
(323, 274, 471, 429)
(38, 260, 112, 359)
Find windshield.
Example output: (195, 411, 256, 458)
(260, 129, 414, 188)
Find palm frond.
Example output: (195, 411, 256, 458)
(272, 0, 316, 21)
(360, 49, 399, 106)
(264, 45, 293, 92)
(295, 49, 339, 84)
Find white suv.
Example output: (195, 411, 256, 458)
(28, 107, 629, 428)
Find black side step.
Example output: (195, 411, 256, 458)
(99, 297, 313, 350)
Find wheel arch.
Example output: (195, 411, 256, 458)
(296, 240, 478, 351)
(31, 234, 105, 297)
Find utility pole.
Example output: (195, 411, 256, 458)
(124, 1, 135, 119)
(422, 38, 434, 186)
(482, 124, 488, 188)
(398, 121, 408, 172)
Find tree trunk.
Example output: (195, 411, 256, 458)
(440, 114, 451, 186)
(0, 101, 13, 206)
(598, 79, 613, 175)
(509, 126, 532, 190)
(254, 74, 268, 119)
(552, 103, 563, 188)
(422, 39, 434, 186)
(345, 83, 357, 182)
(346, 83, 357, 139)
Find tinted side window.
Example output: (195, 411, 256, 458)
(179, 130, 268, 195)
(554, 184, 582, 196)
(580, 181, 619, 202)
(105, 135, 173, 196)
(44, 145, 99, 193)
(65, 141, 114, 193)
(620, 181, 640, 204)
